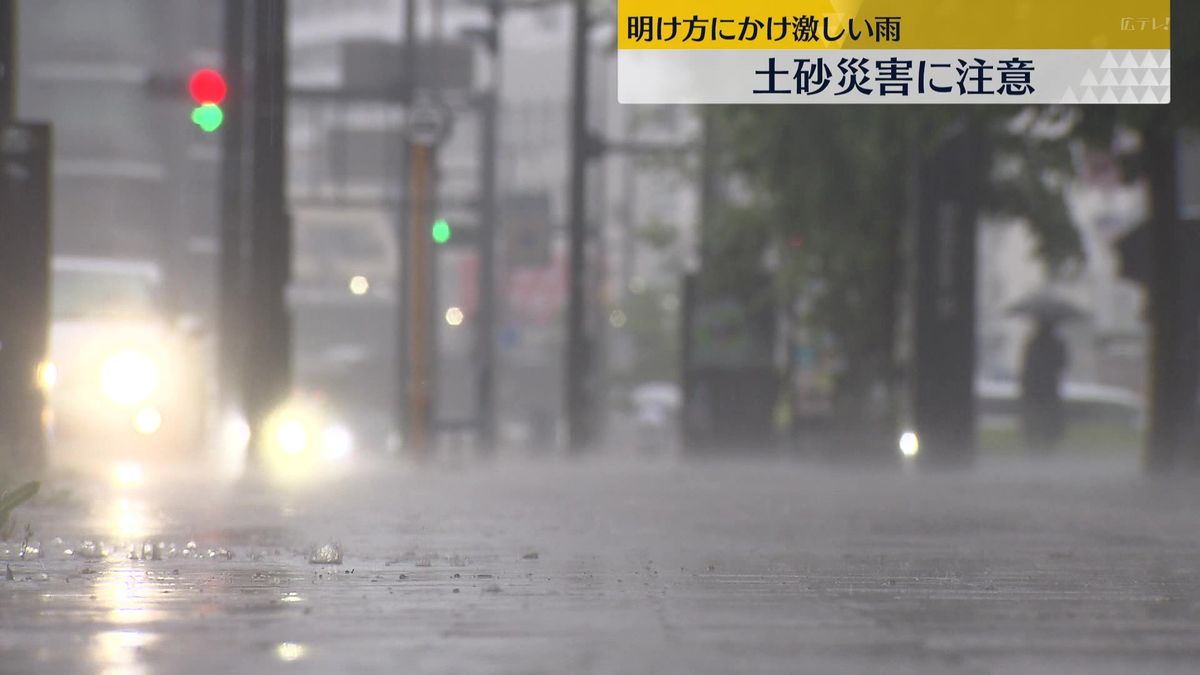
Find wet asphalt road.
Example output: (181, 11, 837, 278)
(2, 453, 1199, 674)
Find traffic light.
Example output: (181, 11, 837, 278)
(431, 217, 452, 244)
(188, 69, 227, 133)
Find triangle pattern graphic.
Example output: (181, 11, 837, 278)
(1065, 50, 1171, 105)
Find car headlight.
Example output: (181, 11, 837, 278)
(321, 424, 354, 460)
(260, 400, 355, 484)
(275, 419, 309, 456)
(134, 407, 163, 436)
(36, 361, 57, 391)
(101, 349, 158, 407)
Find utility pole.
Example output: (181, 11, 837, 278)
(565, 0, 591, 452)
(405, 140, 434, 455)
(476, 0, 501, 451)
(243, 0, 292, 462)
(399, 0, 432, 458)
(219, 0, 247, 431)
(399, 0, 445, 458)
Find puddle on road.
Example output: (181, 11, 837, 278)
(90, 629, 160, 675)
(275, 641, 307, 662)
(94, 563, 172, 625)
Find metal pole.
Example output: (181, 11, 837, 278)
(218, 0, 246, 428)
(395, 0, 417, 453)
(405, 142, 433, 455)
(565, 0, 590, 452)
(244, 0, 292, 463)
(619, 112, 638, 304)
(476, 0, 501, 451)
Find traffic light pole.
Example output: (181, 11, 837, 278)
(243, 0, 292, 463)
(565, 0, 591, 453)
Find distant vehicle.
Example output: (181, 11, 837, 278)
(253, 390, 359, 483)
(42, 257, 208, 476)
(630, 381, 681, 453)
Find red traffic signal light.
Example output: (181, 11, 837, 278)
(188, 69, 227, 105)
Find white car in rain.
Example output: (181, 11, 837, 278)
(42, 257, 208, 475)
(630, 381, 681, 453)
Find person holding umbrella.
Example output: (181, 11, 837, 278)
(1010, 292, 1087, 454)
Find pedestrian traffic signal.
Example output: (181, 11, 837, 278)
(188, 69, 227, 133)
(431, 218, 452, 244)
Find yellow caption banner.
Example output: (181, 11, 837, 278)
(618, 0, 1171, 51)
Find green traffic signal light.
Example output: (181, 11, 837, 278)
(431, 218, 452, 244)
(191, 103, 224, 133)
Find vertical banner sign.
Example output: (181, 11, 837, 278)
(618, 0, 1170, 104)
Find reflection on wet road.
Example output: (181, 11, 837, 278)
(2, 456, 1199, 674)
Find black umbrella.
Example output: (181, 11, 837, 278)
(1007, 291, 1090, 323)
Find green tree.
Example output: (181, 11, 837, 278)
(709, 105, 1080, 429)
